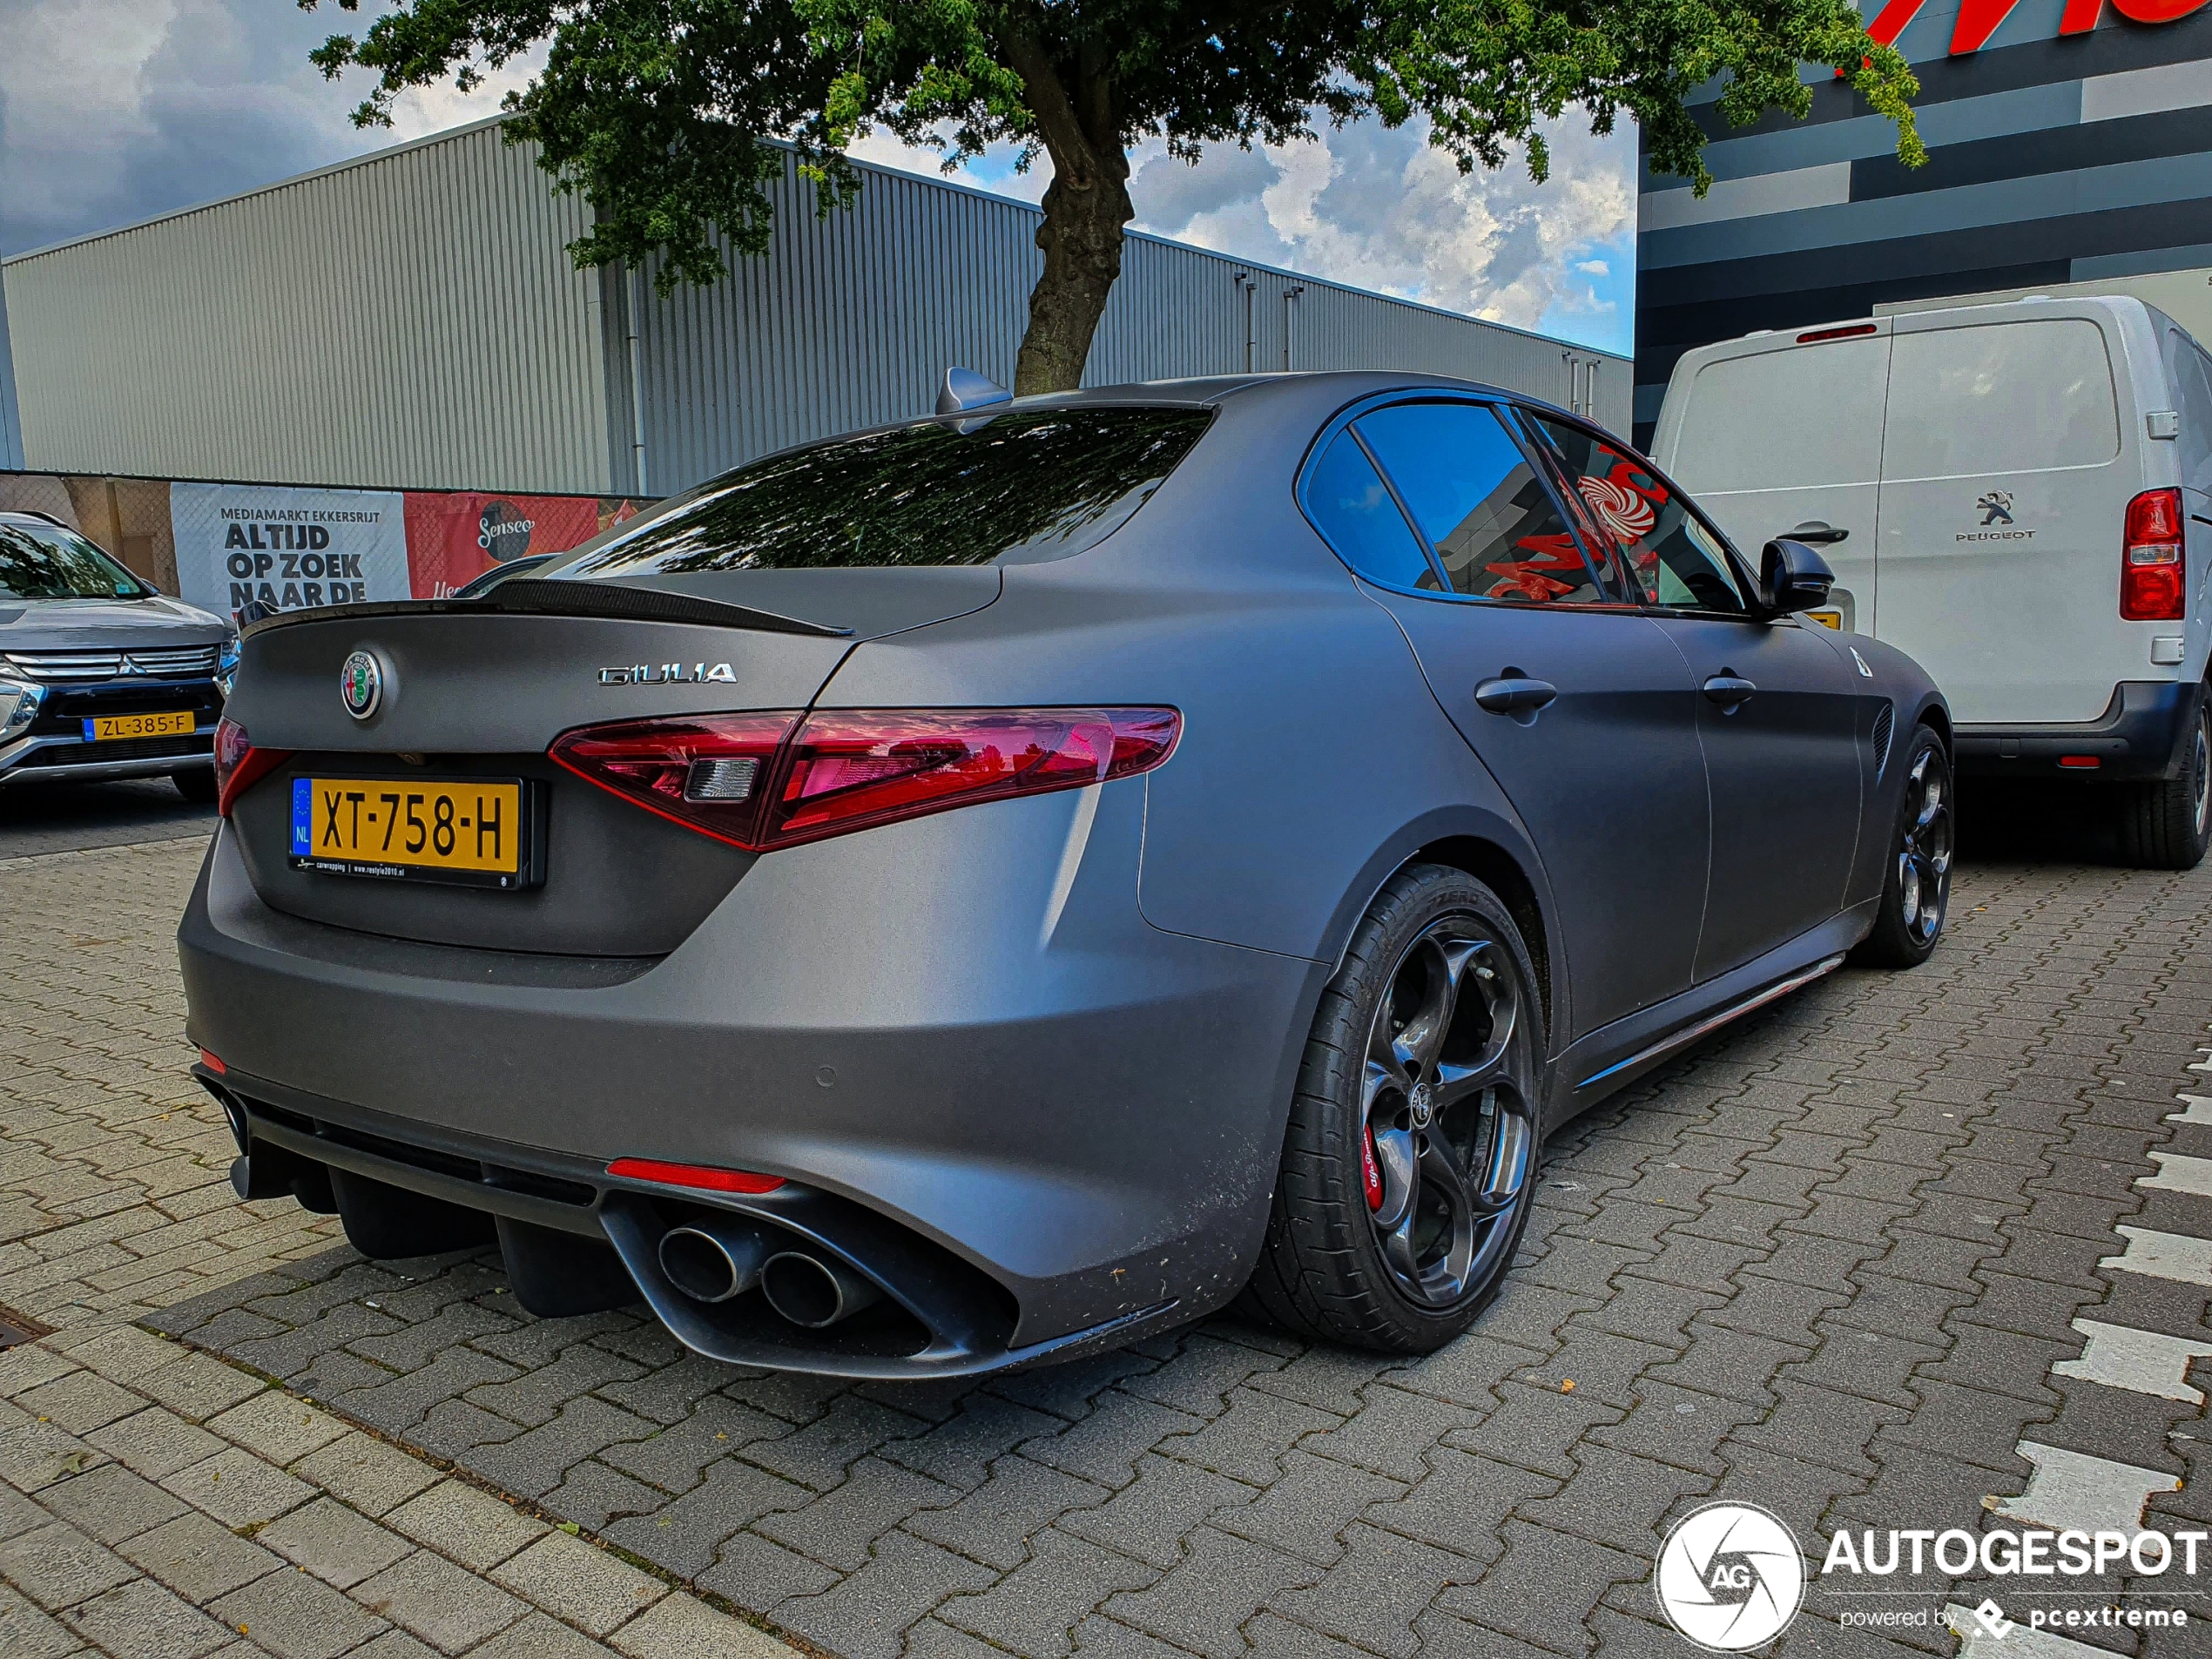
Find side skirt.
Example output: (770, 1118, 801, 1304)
(1543, 898, 1878, 1128)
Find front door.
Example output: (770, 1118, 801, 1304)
(1332, 400, 1712, 1040)
(1527, 414, 1863, 981)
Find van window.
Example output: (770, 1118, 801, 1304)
(1883, 320, 2119, 480)
(1671, 337, 1887, 493)
(2164, 329, 2212, 495)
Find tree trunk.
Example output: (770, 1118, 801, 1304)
(1003, 37, 1131, 396)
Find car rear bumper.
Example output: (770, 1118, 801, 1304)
(178, 788, 1324, 1376)
(1953, 680, 2202, 782)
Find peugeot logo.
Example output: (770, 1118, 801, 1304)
(340, 651, 383, 721)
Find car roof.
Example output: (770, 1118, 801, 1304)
(1019, 369, 1596, 439)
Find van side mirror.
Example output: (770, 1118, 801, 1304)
(1759, 538, 1836, 617)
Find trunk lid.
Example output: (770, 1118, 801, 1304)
(222, 570, 996, 955)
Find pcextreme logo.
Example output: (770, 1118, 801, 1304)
(1865, 0, 2208, 58)
(1655, 1504, 1806, 1651)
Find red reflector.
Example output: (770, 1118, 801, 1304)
(2058, 755, 2101, 769)
(2121, 487, 2186, 621)
(199, 1049, 227, 1075)
(605, 1157, 785, 1194)
(213, 718, 293, 817)
(1797, 323, 1878, 345)
(552, 707, 1182, 851)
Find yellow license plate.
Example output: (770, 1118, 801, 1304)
(290, 777, 531, 888)
(83, 710, 195, 742)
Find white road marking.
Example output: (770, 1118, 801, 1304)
(2139, 1151, 2212, 1197)
(2052, 1318, 2212, 1403)
(2101, 1225, 2212, 1285)
(1994, 1442, 2179, 1532)
(1946, 1605, 2117, 1658)
(2188, 1049, 2212, 1074)
(2167, 1092, 2212, 1125)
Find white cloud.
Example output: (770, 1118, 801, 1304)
(0, 4, 1635, 353)
(847, 111, 1637, 354)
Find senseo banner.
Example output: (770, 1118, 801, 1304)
(402, 491, 613, 599)
(171, 482, 411, 619)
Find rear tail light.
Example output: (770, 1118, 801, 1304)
(2122, 487, 2186, 621)
(550, 706, 1181, 851)
(212, 718, 292, 816)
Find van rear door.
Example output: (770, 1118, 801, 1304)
(1654, 324, 1889, 635)
(1874, 309, 2134, 723)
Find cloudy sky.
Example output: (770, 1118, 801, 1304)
(0, 0, 1635, 355)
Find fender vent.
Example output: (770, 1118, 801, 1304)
(1871, 702, 1895, 779)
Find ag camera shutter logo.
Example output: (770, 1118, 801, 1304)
(1656, 1502, 1805, 1650)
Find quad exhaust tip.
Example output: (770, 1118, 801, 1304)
(759, 1250, 883, 1328)
(658, 1218, 770, 1305)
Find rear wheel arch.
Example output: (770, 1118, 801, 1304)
(1400, 837, 1554, 1054)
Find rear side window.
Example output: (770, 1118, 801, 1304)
(1303, 429, 1436, 590)
(1352, 402, 1612, 604)
(567, 407, 1211, 574)
(1883, 320, 2120, 480)
(1672, 336, 1888, 492)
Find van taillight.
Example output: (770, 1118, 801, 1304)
(213, 718, 292, 816)
(2121, 488, 2186, 622)
(550, 707, 1181, 850)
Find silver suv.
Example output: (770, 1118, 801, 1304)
(0, 510, 235, 799)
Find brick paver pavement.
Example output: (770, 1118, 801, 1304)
(0, 837, 799, 1659)
(10, 834, 2212, 1656)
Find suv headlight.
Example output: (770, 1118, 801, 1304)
(0, 678, 44, 738)
(216, 637, 241, 698)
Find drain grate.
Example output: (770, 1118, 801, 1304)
(0, 1303, 53, 1351)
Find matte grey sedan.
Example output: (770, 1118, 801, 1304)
(180, 372, 1950, 1377)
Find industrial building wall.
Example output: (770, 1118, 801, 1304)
(631, 154, 1630, 493)
(1633, 3, 2212, 442)
(0, 282, 22, 471)
(3, 121, 613, 496)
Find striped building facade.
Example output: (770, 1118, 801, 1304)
(1634, 0, 2212, 444)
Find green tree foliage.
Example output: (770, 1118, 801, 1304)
(301, 0, 1921, 394)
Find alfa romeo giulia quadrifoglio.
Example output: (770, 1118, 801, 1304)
(179, 372, 1951, 1377)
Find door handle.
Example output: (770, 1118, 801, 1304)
(1703, 674, 1757, 710)
(1474, 675, 1559, 723)
(1785, 521, 1850, 545)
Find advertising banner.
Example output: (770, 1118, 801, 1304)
(170, 482, 410, 619)
(402, 490, 610, 599)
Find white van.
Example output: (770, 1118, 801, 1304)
(1652, 295, 2212, 868)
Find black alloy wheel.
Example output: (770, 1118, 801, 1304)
(1851, 726, 1952, 968)
(1242, 865, 1543, 1352)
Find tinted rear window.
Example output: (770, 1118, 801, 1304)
(568, 408, 1212, 577)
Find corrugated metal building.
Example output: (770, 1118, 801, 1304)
(3, 119, 1629, 498)
(0, 281, 23, 471)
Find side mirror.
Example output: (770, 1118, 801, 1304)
(1759, 538, 1835, 617)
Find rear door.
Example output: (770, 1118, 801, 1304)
(1528, 415, 1864, 981)
(1655, 325, 1890, 636)
(1875, 311, 2133, 723)
(1305, 400, 1712, 1037)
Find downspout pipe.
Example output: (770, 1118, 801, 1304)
(625, 266, 650, 498)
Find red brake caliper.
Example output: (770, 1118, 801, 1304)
(1361, 1124, 1384, 1211)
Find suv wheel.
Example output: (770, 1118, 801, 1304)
(1240, 865, 1542, 1352)
(2118, 698, 2212, 872)
(1851, 727, 1952, 969)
